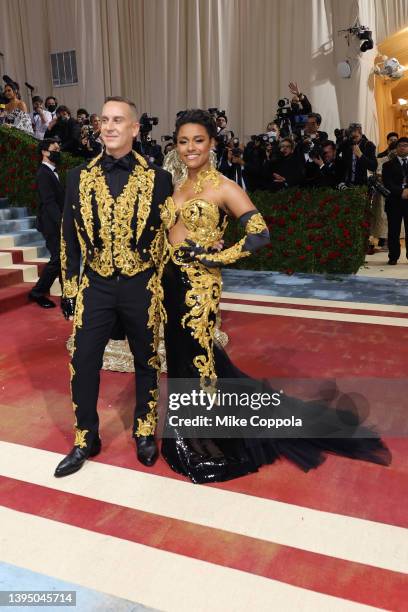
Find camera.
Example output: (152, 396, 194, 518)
(309, 142, 324, 160)
(140, 112, 159, 138)
(161, 134, 174, 142)
(368, 175, 391, 198)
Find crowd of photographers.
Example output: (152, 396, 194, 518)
(212, 82, 382, 193)
(3, 78, 408, 265)
(0, 79, 397, 194)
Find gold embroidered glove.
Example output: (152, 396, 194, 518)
(181, 210, 270, 268)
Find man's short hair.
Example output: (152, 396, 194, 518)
(77, 108, 89, 117)
(56, 105, 70, 116)
(280, 138, 294, 148)
(37, 138, 59, 155)
(104, 96, 139, 119)
(397, 136, 408, 145)
(322, 140, 336, 150)
(32, 96, 43, 104)
(45, 96, 57, 104)
(308, 112, 322, 126)
(387, 131, 399, 140)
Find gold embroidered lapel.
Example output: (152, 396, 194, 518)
(133, 152, 155, 242)
(77, 151, 155, 277)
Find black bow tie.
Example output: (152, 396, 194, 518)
(101, 154, 134, 173)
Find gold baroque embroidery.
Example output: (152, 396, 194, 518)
(191, 166, 221, 194)
(199, 238, 251, 265)
(80, 160, 154, 277)
(60, 233, 79, 298)
(74, 428, 89, 448)
(181, 263, 221, 385)
(78, 168, 95, 246)
(74, 220, 87, 260)
(134, 164, 155, 242)
(246, 212, 268, 234)
(73, 273, 89, 329)
(135, 381, 159, 436)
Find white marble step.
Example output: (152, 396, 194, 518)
(3, 264, 39, 282)
(0, 252, 13, 266)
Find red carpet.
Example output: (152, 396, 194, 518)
(0, 299, 407, 609)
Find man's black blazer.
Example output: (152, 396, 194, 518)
(36, 163, 65, 235)
(382, 157, 408, 210)
(61, 152, 173, 298)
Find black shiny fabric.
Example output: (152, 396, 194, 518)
(161, 260, 391, 484)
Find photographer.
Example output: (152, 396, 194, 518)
(45, 105, 81, 154)
(135, 135, 164, 166)
(219, 138, 246, 188)
(378, 132, 399, 158)
(288, 81, 312, 126)
(76, 108, 90, 126)
(30, 96, 52, 140)
(242, 136, 268, 191)
(214, 112, 234, 165)
(263, 137, 304, 192)
(44, 96, 58, 119)
(79, 113, 103, 159)
(339, 123, 377, 186)
(303, 140, 345, 189)
(382, 136, 408, 264)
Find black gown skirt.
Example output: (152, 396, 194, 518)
(161, 259, 391, 484)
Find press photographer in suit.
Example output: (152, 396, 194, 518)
(339, 123, 377, 186)
(28, 139, 64, 308)
(382, 137, 408, 264)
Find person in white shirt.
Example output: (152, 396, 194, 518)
(31, 96, 52, 140)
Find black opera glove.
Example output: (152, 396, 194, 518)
(178, 240, 219, 265)
(182, 210, 270, 268)
(61, 297, 76, 320)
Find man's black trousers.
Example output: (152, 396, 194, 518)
(70, 267, 158, 446)
(386, 200, 408, 261)
(31, 229, 62, 297)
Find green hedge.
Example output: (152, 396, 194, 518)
(1, 126, 368, 274)
(224, 187, 369, 274)
(0, 125, 82, 211)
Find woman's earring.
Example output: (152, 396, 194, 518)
(210, 149, 218, 169)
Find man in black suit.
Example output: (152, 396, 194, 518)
(339, 124, 377, 185)
(303, 141, 345, 189)
(382, 137, 408, 264)
(28, 139, 64, 308)
(263, 138, 304, 191)
(378, 132, 399, 158)
(45, 105, 81, 154)
(54, 96, 173, 478)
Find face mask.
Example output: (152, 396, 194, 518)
(48, 151, 61, 164)
(47, 104, 57, 113)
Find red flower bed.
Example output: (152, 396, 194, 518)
(224, 187, 369, 274)
(0, 126, 82, 211)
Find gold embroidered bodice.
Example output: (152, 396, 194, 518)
(161, 196, 228, 249)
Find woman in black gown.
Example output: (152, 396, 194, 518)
(160, 109, 391, 484)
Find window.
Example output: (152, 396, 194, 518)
(51, 50, 78, 87)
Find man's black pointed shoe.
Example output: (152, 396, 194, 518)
(135, 435, 158, 467)
(54, 437, 101, 478)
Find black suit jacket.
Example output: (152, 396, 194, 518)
(36, 163, 65, 234)
(45, 118, 81, 154)
(382, 157, 408, 211)
(303, 158, 345, 188)
(340, 137, 377, 185)
(61, 151, 173, 298)
(263, 154, 305, 191)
